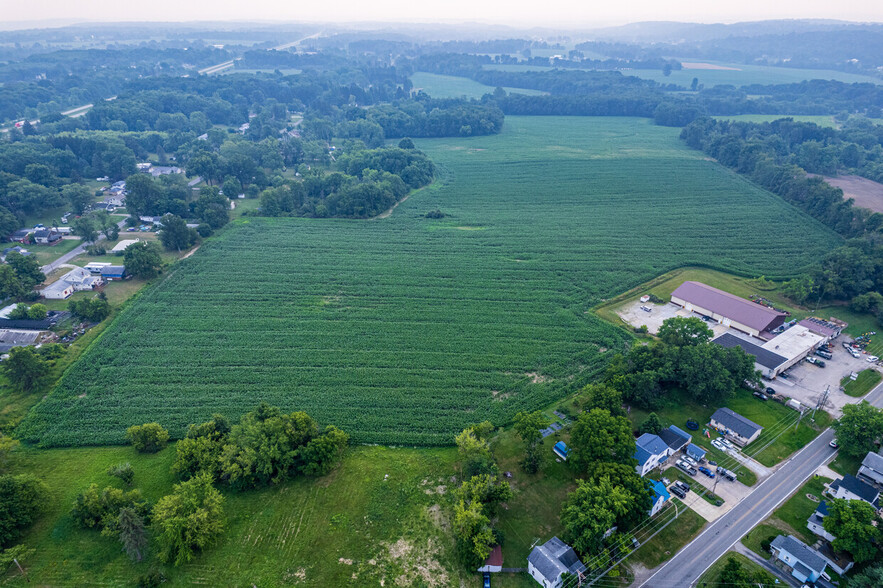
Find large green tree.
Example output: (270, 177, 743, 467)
(584, 462, 653, 529)
(578, 383, 626, 417)
(123, 241, 163, 279)
(62, 184, 94, 215)
(2, 347, 48, 392)
(5, 252, 44, 291)
(561, 476, 631, 556)
(513, 410, 548, 474)
(823, 498, 882, 563)
(569, 409, 636, 472)
(0, 474, 48, 548)
(158, 214, 196, 252)
(848, 563, 883, 588)
(657, 316, 713, 347)
(833, 402, 883, 458)
(152, 474, 225, 566)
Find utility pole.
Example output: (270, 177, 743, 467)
(813, 385, 830, 420)
(13, 559, 29, 583)
(795, 408, 806, 431)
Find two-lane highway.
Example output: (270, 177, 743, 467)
(640, 381, 883, 587)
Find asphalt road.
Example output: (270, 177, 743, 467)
(639, 381, 883, 588)
(41, 217, 129, 274)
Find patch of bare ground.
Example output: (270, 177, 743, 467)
(525, 372, 551, 384)
(374, 194, 410, 219)
(427, 504, 450, 530)
(181, 244, 201, 259)
(822, 175, 883, 213)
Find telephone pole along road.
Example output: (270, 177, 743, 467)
(640, 382, 883, 588)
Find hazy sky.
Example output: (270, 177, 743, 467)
(7, 0, 883, 28)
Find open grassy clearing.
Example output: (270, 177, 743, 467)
(2, 445, 468, 587)
(842, 369, 882, 397)
(410, 72, 548, 99)
(629, 498, 706, 568)
(697, 552, 776, 587)
(767, 475, 832, 546)
(21, 116, 842, 447)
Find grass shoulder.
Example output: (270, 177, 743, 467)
(697, 552, 776, 588)
(841, 368, 882, 397)
(630, 498, 706, 568)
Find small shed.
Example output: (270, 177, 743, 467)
(553, 441, 569, 461)
(686, 443, 707, 462)
(100, 265, 126, 280)
(477, 544, 502, 573)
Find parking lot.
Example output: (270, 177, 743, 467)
(617, 301, 731, 337)
(773, 337, 880, 416)
(660, 455, 755, 522)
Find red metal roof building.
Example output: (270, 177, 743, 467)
(670, 281, 787, 337)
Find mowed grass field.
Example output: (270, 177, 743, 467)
(20, 117, 842, 447)
(410, 72, 547, 99)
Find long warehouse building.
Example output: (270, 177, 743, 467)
(671, 281, 788, 337)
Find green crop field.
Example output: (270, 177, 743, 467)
(410, 72, 547, 99)
(712, 114, 838, 127)
(482, 62, 882, 87)
(21, 117, 842, 447)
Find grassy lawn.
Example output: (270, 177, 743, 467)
(410, 72, 549, 99)
(627, 62, 882, 87)
(630, 499, 706, 568)
(842, 369, 882, 397)
(3, 444, 473, 587)
(697, 552, 776, 588)
(735, 394, 832, 467)
(742, 523, 781, 559)
(24, 238, 81, 265)
(767, 475, 831, 546)
(829, 452, 863, 477)
(493, 428, 577, 570)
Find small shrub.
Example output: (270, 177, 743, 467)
(760, 535, 775, 552)
(425, 209, 446, 219)
(108, 462, 135, 486)
(648, 294, 664, 304)
(635, 324, 648, 334)
(136, 569, 165, 588)
(126, 423, 169, 453)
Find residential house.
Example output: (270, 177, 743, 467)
(658, 425, 691, 453)
(709, 407, 763, 446)
(806, 501, 836, 542)
(41, 267, 104, 300)
(477, 544, 502, 573)
(553, 441, 569, 461)
(106, 195, 126, 207)
(858, 451, 883, 488)
(527, 537, 586, 588)
(829, 475, 880, 508)
(1, 246, 30, 260)
(649, 480, 670, 517)
(9, 229, 32, 243)
(770, 534, 827, 584)
(634, 433, 671, 477)
(33, 229, 62, 244)
(100, 265, 126, 281)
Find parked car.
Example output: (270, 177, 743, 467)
(712, 438, 726, 451)
(850, 350, 861, 359)
(698, 466, 715, 478)
(640, 305, 652, 312)
(765, 387, 777, 395)
(674, 480, 691, 492)
(683, 455, 698, 467)
(716, 467, 737, 481)
(483, 572, 490, 588)
(867, 355, 879, 362)
(670, 485, 686, 499)
(676, 460, 697, 476)
(753, 391, 768, 401)
(815, 349, 832, 360)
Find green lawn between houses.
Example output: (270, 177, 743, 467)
(696, 552, 777, 588)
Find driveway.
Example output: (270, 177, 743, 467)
(660, 460, 756, 523)
(40, 218, 128, 274)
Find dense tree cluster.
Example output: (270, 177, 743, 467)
(603, 317, 759, 409)
(259, 145, 434, 218)
(171, 403, 349, 489)
(0, 474, 48, 548)
(832, 402, 883, 458)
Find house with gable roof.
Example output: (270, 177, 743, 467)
(528, 537, 586, 588)
(633, 433, 672, 477)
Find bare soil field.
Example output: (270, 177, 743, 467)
(823, 175, 883, 213)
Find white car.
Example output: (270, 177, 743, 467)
(683, 455, 698, 467)
(712, 439, 726, 451)
(867, 355, 879, 362)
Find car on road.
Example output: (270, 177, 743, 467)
(698, 466, 715, 478)
(829, 441, 839, 449)
(676, 460, 697, 476)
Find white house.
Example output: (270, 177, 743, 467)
(649, 480, 670, 517)
(40, 267, 103, 300)
(806, 501, 836, 542)
(633, 433, 672, 477)
(528, 537, 586, 588)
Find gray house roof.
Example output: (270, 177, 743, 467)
(861, 451, 883, 474)
(528, 537, 586, 583)
(712, 333, 787, 370)
(835, 475, 879, 503)
(710, 407, 763, 440)
(771, 534, 827, 574)
(671, 281, 787, 332)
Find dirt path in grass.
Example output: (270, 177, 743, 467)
(374, 194, 410, 220)
(181, 245, 201, 259)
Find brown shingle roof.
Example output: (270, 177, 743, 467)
(671, 281, 786, 332)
